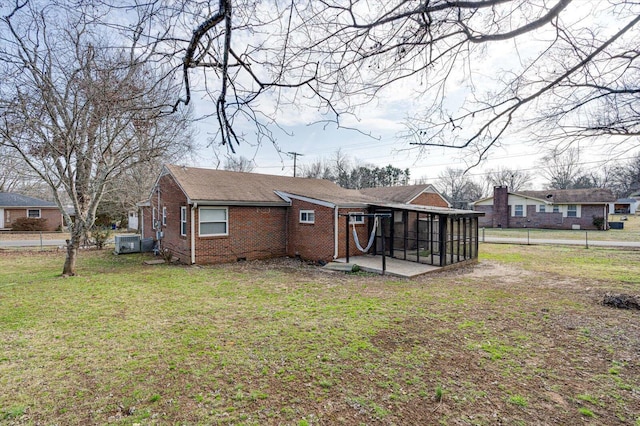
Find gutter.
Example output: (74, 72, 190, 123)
(334, 206, 339, 259)
(190, 203, 197, 264)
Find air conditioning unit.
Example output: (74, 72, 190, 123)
(114, 235, 141, 254)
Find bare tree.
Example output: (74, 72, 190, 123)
(486, 168, 533, 192)
(609, 153, 640, 197)
(301, 158, 333, 180)
(0, 146, 39, 193)
(224, 155, 255, 172)
(539, 147, 588, 189)
(436, 168, 486, 209)
(0, 2, 192, 275)
(152, 1, 640, 163)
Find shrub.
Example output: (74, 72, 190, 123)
(592, 216, 605, 230)
(12, 217, 48, 231)
(90, 228, 112, 250)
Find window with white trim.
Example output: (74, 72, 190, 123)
(152, 207, 157, 229)
(27, 209, 41, 218)
(567, 204, 578, 217)
(162, 207, 167, 226)
(299, 210, 315, 224)
(514, 205, 524, 217)
(553, 205, 560, 213)
(539, 204, 546, 213)
(180, 206, 187, 236)
(349, 213, 365, 224)
(199, 207, 228, 236)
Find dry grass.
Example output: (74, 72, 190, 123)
(0, 247, 639, 425)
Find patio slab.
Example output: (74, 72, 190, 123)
(327, 255, 441, 278)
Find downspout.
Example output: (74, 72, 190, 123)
(191, 203, 197, 264)
(333, 206, 339, 259)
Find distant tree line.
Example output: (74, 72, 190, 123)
(300, 150, 409, 189)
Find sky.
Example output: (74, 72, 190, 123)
(183, 1, 639, 191)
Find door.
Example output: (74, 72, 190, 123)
(0, 208, 4, 229)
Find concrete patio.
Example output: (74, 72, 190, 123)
(326, 254, 442, 278)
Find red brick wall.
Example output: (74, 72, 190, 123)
(475, 205, 493, 228)
(493, 186, 509, 228)
(142, 173, 191, 261)
(286, 200, 372, 262)
(508, 204, 608, 230)
(411, 192, 449, 208)
(287, 200, 335, 261)
(3, 207, 62, 231)
(195, 205, 287, 264)
(475, 201, 608, 230)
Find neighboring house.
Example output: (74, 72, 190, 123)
(140, 165, 483, 267)
(0, 192, 63, 231)
(473, 186, 615, 230)
(360, 184, 451, 208)
(609, 197, 640, 215)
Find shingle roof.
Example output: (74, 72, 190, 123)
(165, 164, 379, 207)
(359, 185, 437, 204)
(514, 188, 616, 204)
(0, 192, 56, 208)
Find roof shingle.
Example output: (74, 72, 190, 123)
(0, 192, 56, 208)
(514, 188, 616, 203)
(165, 164, 379, 206)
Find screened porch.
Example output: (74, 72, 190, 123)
(368, 203, 484, 267)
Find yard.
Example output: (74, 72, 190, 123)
(1, 245, 639, 425)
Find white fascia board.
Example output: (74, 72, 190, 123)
(276, 192, 335, 208)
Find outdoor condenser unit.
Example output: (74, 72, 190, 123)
(114, 235, 141, 254)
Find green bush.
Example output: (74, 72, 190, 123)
(592, 216, 605, 230)
(12, 217, 48, 231)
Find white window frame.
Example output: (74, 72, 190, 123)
(552, 205, 560, 213)
(180, 206, 187, 236)
(539, 204, 546, 213)
(514, 205, 524, 217)
(27, 209, 41, 219)
(567, 204, 578, 217)
(349, 213, 365, 224)
(162, 206, 167, 226)
(299, 210, 315, 224)
(152, 207, 157, 229)
(199, 207, 228, 236)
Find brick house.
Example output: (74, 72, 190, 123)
(0, 192, 63, 231)
(140, 165, 483, 266)
(472, 186, 615, 230)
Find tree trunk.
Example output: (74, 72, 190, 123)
(62, 227, 82, 276)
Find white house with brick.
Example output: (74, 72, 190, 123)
(140, 165, 483, 267)
(473, 186, 615, 230)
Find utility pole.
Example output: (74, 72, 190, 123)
(287, 151, 304, 177)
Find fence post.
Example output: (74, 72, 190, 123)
(40, 231, 43, 251)
(527, 229, 530, 245)
(585, 231, 589, 249)
(482, 227, 485, 242)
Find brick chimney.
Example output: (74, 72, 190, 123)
(493, 186, 509, 228)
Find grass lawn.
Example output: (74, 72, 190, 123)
(1, 247, 639, 425)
